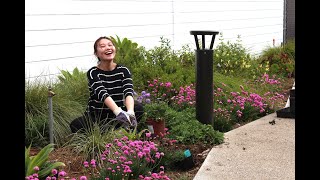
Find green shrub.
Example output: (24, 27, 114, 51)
(65, 121, 120, 163)
(25, 114, 49, 147)
(111, 35, 145, 69)
(157, 148, 185, 170)
(283, 39, 295, 60)
(257, 41, 295, 78)
(213, 115, 233, 132)
(213, 33, 253, 77)
(143, 101, 169, 122)
(55, 67, 89, 106)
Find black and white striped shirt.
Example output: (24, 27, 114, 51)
(85, 64, 134, 116)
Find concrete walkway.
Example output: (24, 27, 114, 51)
(193, 112, 295, 180)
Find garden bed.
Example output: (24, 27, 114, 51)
(30, 142, 212, 180)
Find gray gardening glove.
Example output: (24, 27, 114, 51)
(115, 111, 131, 128)
(125, 110, 137, 128)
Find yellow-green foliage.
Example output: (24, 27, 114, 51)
(257, 40, 295, 78)
(213, 34, 253, 77)
(213, 72, 253, 93)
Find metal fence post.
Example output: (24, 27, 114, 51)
(190, 30, 219, 126)
(48, 86, 56, 144)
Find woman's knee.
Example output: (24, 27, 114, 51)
(134, 101, 144, 121)
(69, 113, 93, 133)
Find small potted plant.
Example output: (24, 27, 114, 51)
(143, 101, 168, 137)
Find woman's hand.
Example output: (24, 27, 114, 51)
(126, 110, 137, 127)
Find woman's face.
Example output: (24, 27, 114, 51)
(95, 38, 116, 61)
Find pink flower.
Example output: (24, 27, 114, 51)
(51, 169, 58, 175)
(146, 132, 151, 137)
(117, 142, 123, 147)
(33, 166, 39, 171)
(90, 159, 96, 168)
(80, 176, 87, 180)
(83, 161, 89, 168)
(58, 171, 67, 177)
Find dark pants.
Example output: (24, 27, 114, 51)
(70, 101, 144, 133)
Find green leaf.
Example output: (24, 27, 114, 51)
(26, 144, 54, 176)
(25, 145, 31, 174)
(37, 162, 66, 178)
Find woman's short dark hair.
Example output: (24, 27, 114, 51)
(93, 36, 115, 61)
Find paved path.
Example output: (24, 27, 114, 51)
(193, 112, 295, 180)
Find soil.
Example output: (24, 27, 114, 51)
(30, 142, 213, 180)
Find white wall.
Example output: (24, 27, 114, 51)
(25, 0, 284, 82)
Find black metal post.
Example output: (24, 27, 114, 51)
(190, 31, 219, 126)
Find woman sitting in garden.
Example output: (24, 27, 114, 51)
(70, 36, 144, 133)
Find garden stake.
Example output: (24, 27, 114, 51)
(48, 86, 56, 145)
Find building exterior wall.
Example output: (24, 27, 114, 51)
(26, 0, 284, 82)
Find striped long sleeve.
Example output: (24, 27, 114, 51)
(85, 64, 134, 114)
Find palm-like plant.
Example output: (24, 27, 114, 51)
(110, 35, 145, 68)
(25, 143, 65, 179)
(55, 67, 89, 105)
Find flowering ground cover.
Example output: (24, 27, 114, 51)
(29, 142, 212, 180)
(27, 76, 294, 180)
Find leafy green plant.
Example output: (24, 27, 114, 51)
(143, 101, 169, 122)
(110, 35, 145, 69)
(258, 41, 295, 78)
(135, 37, 196, 89)
(214, 33, 253, 77)
(213, 115, 233, 132)
(55, 67, 89, 105)
(114, 127, 150, 141)
(169, 119, 224, 145)
(162, 108, 224, 145)
(283, 39, 295, 60)
(25, 143, 65, 179)
(157, 147, 185, 170)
